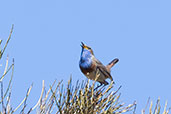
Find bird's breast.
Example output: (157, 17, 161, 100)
(79, 61, 96, 75)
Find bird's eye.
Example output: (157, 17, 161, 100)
(88, 47, 91, 50)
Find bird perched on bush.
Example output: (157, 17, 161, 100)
(79, 42, 119, 85)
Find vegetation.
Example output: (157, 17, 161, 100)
(0, 25, 170, 114)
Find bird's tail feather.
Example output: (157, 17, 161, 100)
(106, 58, 119, 70)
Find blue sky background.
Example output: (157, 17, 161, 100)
(0, 0, 171, 113)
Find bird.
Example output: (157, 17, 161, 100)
(79, 42, 119, 86)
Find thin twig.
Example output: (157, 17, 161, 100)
(1, 82, 6, 113)
(12, 83, 33, 113)
(6, 87, 12, 113)
(142, 97, 150, 114)
(153, 97, 160, 114)
(1, 24, 14, 58)
(0, 63, 13, 82)
(1, 59, 14, 104)
(133, 101, 137, 114)
(32, 80, 45, 110)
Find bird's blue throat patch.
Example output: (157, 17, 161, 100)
(79, 49, 92, 69)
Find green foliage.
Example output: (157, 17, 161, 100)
(0, 25, 170, 114)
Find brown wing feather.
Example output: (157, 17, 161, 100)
(94, 58, 113, 81)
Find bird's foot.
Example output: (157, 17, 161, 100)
(94, 83, 103, 91)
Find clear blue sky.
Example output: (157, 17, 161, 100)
(0, 0, 171, 113)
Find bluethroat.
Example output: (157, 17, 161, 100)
(79, 42, 119, 85)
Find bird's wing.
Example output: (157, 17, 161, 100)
(94, 58, 113, 81)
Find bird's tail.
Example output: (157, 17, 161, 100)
(106, 58, 119, 72)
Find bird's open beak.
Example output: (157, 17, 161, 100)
(81, 42, 85, 48)
(80, 42, 89, 50)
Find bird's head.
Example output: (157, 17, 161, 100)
(80, 42, 94, 55)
